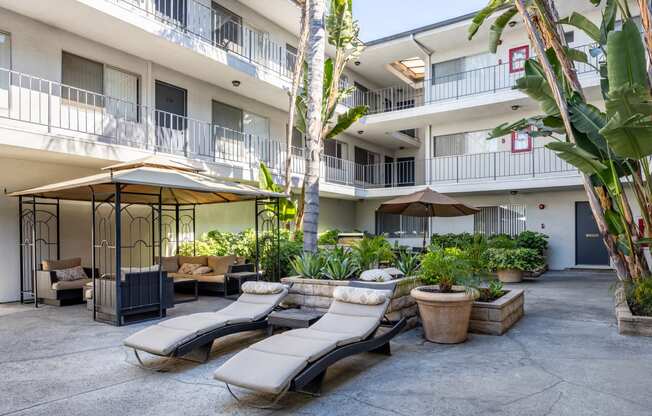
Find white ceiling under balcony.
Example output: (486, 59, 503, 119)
(237, 0, 301, 36)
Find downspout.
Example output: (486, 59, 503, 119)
(411, 35, 434, 241)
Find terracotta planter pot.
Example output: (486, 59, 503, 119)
(411, 285, 474, 344)
(497, 269, 523, 283)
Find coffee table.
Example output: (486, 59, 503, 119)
(173, 276, 198, 304)
(267, 309, 324, 335)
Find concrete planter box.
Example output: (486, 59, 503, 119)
(281, 275, 422, 329)
(469, 289, 524, 335)
(614, 282, 652, 337)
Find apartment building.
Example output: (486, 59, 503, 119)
(0, 0, 639, 302)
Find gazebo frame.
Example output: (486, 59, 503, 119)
(13, 158, 283, 326)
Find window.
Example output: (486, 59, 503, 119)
(243, 111, 269, 139)
(564, 31, 575, 44)
(355, 146, 379, 182)
(286, 44, 297, 72)
(433, 133, 465, 157)
(339, 74, 349, 90)
(62, 52, 140, 120)
(511, 128, 532, 152)
(212, 3, 242, 47)
(291, 126, 303, 155)
(376, 212, 426, 239)
(432, 53, 495, 85)
(212, 100, 243, 132)
(509, 45, 529, 73)
(474, 204, 526, 236)
(324, 138, 348, 159)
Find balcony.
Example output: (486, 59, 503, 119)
(346, 42, 600, 116)
(0, 67, 579, 195)
(108, 0, 297, 80)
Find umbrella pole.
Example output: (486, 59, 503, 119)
(422, 218, 427, 250)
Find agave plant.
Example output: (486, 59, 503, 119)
(395, 251, 421, 277)
(323, 255, 359, 280)
(289, 252, 325, 279)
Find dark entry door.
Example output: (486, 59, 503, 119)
(384, 156, 394, 187)
(575, 201, 610, 265)
(155, 81, 187, 153)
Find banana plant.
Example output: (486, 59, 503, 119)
(258, 162, 297, 225)
(470, 0, 652, 280)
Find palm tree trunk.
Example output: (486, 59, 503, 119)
(515, 0, 631, 280)
(284, 0, 310, 195)
(303, 0, 326, 252)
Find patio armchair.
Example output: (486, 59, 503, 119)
(124, 281, 288, 369)
(213, 281, 406, 406)
(36, 257, 95, 306)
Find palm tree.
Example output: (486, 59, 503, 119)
(303, 0, 326, 252)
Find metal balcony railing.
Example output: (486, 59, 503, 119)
(0, 67, 579, 191)
(343, 42, 601, 115)
(108, 0, 297, 79)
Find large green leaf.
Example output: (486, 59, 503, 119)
(607, 20, 648, 91)
(326, 105, 368, 139)
(568, 101, 608, 152)
(258, 162, 297, 223)
(468, 0, 510, 40)
(489, 7, 517, 53)
(545, 141, 608, 175)
(600, 0, 617, 46)
(601, 86, 652, 159)
(604, 209, 625, 235)
(563, 47, 589, 65)
(558, 12, 600, 42)
(515, 74, 559, 116)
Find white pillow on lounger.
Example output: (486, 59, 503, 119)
(241, 281, 285, 295)
(333, 286, 388, 305)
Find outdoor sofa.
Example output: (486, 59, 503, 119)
(124, 281, 288, 368)
(158, 255, 251, 295)
(36, 257, 95, 306)
(213, 281, 406, 404)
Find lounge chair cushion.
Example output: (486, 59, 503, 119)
(52, 278, 92, 290)
(310, 313, 381, 341)
(216, 301, 273, 323)
(124, 325, 198, 356)
(333, 286, 389, 305)
(284, 327, 361, 347)
(214, 349, 307, 394)
(241, 281, 285, 295)
(42, 257, 82, 271)
(158, 313, 229, 333)
(251, 332, 337, 362)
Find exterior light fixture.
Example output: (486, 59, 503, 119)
(354, 61, 361, 66)
(357, 130, 364, 135)
(538, 204, 546, 210)
(232, 80, 241, 87)
(508, 21, 517, 28)
(511, 105, 520, 111)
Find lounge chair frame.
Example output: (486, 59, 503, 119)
(290, 317, 407, 395)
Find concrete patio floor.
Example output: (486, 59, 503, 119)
(1, 271, 652, 416)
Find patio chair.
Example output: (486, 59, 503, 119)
(124, 281, 289, 369)
(213, 281, 406, 406)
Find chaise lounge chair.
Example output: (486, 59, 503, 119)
(124, 281, 288, 368)
(213, 281, 406, 405)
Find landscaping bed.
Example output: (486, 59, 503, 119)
(281, 275, 421, 329)
(614, 282, 652, 337)
(470, 289, 524, 335)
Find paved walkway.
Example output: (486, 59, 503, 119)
(1, 271, 651, 416)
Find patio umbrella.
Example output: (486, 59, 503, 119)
(377, 187, 479, 248)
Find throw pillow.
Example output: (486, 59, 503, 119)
(333, 286, 389, 305)
(178, 263, 203, 275)
(241, 281, 285, 295)
(359, 269, 393, 282)
(192, 266, 213, 275)
(55, 265, 88, 281)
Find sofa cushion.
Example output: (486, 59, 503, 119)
(55, 266, 88, 282)
(241, 281, 284, 295)
(121, 265, 160, 274)
(159, 256, 179, 273)
(178, 256, 207, 266)
(207, 255, 237, 275)
(178, 263, 203, 275)
(52, 278, 92, 290)
(193, 274, 225, 283)
(192, 266, 213, 275)
(333, 286, 389, 305)
(42, 258, 81, 271)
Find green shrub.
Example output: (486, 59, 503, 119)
(351, 236, 395, 270)
(516, 231, 548, 255)
(477, 279, 506, 302)
(395, 250, 421, 277)
(487, 234, 517, 249)
(485, 248, 544, 272)
(323, 255, 358, 280)
(419, 248, 471, 292)
(318, 229, 340, 245)
(627, 278, 652, 316)
(430, 232, 475, 249)
(289, 252, 325, 279)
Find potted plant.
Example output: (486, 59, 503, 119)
(411, 248, 477, 344)
(485, 248, 543, 283)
